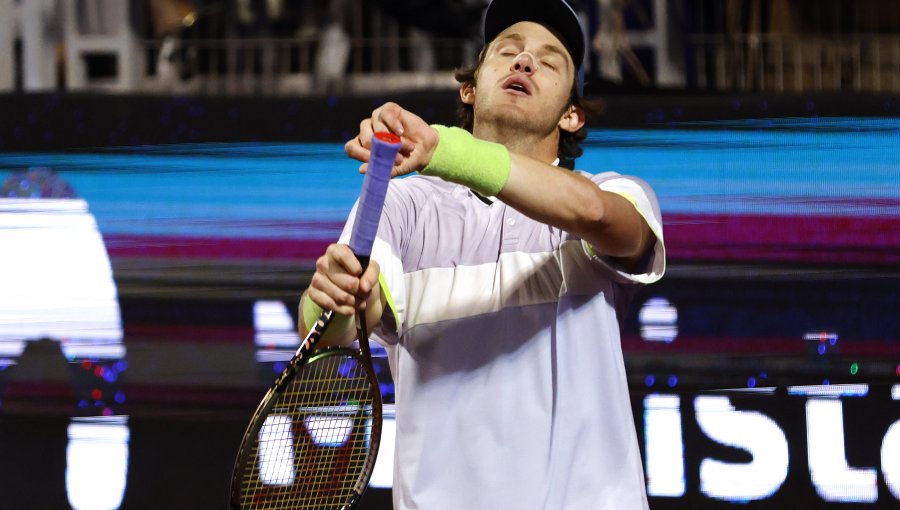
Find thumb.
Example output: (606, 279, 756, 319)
(358, 261, 381, 294)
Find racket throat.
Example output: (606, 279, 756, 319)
(356, 309, 373, 361)
(355, 253, 374, 361)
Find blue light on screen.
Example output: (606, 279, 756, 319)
(0, 117, 896, 245)
(1, 116, 898, 506)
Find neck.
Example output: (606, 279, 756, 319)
(472, 121, 560, 164)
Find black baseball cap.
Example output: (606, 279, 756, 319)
(483, 0, 586, 79)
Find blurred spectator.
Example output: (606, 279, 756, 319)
(370, 0, 488, 39)
(1, 167, 77, 199)
(235, 0, 302, 38)
(593, 0, 650, 86)
(149, 0, 196, 38)
(313, 0, 350, 92)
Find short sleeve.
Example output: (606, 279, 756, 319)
(582, 171, 666, 284)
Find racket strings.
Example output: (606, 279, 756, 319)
(238, 353, 377, 509)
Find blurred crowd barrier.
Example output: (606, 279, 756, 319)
(0, 0, 898, 95)
(0, 0, 484, 95)
(686, 0, 900, 93)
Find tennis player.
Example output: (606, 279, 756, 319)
(300, 0, 666, 507)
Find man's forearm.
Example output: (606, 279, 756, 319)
(499, 152, 652, 259)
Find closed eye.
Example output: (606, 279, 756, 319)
(494, 42, 522, 56)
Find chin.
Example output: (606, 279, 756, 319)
(481, 102, 531, 125)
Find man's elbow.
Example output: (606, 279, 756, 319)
(588, 218, 653, 259)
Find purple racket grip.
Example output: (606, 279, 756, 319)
(349, 132, 401, 258)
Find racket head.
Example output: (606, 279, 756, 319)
(230, 346, 383, 510)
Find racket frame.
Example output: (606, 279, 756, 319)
(229, 308, 384, 510)
(231, 132, 398, 509)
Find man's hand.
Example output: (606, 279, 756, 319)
(299, 244, 386, 347)
(344, 102, 440, 177)
(307, 243, 381, 316)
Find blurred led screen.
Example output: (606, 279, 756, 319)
(1, 113, 898, 508)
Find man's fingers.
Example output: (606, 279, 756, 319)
(313, 245, 364, 304)
(399, 139, 416, 156)
(372, 102, 405, 136)
(307, 277, 356, 316)
(310, 267, 357, 302)
(325, 244, 363, 277)
(349, 104, 416, 171)
(369, 106, 388, 135)
(358, 119, 374, 148)
(346, 142, 370, 164)
(394, 156, 423, 177)
(310, 246, 379, 316)
(358, 261, 381, 295)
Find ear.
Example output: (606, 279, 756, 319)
(558, 104, 585, 134)
(459, 81, 476, 105)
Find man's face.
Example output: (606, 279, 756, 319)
(465, 21, 577, 135)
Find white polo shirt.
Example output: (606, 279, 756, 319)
(339, 169, 665, 510)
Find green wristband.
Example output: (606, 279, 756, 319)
(302, 295, 352, 334)
(421, 125, 511, 197)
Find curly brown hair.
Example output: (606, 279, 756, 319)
(453, 45, 588, 169)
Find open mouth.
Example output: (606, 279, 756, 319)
(502, 77, 532, 96)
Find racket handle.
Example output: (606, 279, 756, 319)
(349, 132, 402, 260)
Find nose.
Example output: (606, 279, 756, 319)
(511, 51, 538, 75)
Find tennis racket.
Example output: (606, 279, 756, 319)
(230, 132, 402, 510)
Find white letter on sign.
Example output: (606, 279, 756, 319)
(644, 394, 685, 497)
(695, 395, 788, 501)
(880, 385, 900, 501)
(806, 398, 877, 503)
